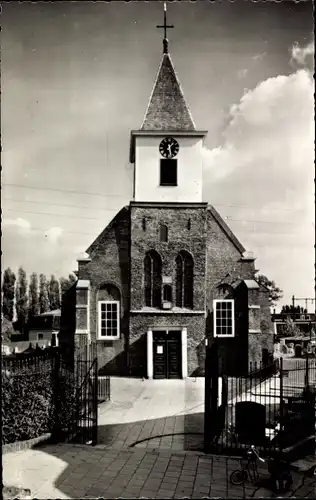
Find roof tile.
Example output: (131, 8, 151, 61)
(141, 54, 196, 131)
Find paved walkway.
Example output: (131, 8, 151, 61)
(3, 378, 315, 498)
(3, 444, 315, 499)
(98, 377, 205, 450)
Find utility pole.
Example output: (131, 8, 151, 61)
(292, 296, 315, 315)
(292, 296, 316, 340)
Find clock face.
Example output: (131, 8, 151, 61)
(159, 137, 179, 159)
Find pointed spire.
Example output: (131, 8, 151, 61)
(141, 53, 196, 131)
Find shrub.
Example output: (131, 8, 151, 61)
(2, 356, 87, 445)
(2, 368, 54, 444)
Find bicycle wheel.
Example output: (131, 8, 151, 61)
(230, 469, 248, 485)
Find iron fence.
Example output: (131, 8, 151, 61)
(2, 343, 110, 446)
(205, 352, 316, 457)
(98, 376, 111, 403)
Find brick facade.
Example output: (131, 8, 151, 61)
(61, 203, 274, 378)
(130, 203, 207, 312)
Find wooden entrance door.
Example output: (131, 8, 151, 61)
(153, 331, 182, 379)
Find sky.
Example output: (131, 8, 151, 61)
(1, 1, 315, 311)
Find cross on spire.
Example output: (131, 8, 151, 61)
(156, 3, 174, 54)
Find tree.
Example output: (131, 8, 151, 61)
(256, 274, 283, 305)
(28, 272, 39, 319)
(15, 266, 28, 329)
(60, 273, 77, 296)
(1, 317, 15, 341)
(1, 267, 16, 321)
(39, 274, 50, 314)
(281, 305, 307, 314)
(282, 317, 302, 337)
(48, 275, 60, 310)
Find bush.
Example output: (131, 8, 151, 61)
(2, 357, 86, 445)
(2, 368, 54, 444)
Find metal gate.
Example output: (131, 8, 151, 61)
(205, 347, 316, 456)
(52, 344, 99, 445)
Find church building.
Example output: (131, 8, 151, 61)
(60, 6, 274, 378)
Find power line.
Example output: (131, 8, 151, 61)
(224, 217, 299, 226)
(3, 197, 116, 213)
(2, 224, 97, 238)
(2, 182, 129, 200)
(3, 208, 299, 236)
(233, 228, 297, 236)
(4, 197, 302, 227)
(2, 183, 305, 214)
(213, 203, 304, 213)
(4, 208, 106, 221)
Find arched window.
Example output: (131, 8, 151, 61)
(144, 251, 162, 308)
(175, 251, 194, 309)
(163, 284, 172, 302)
(159, 224, 168, 243)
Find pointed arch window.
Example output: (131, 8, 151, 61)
(144, 251, 162, 308)
(176, 251, 194, 309)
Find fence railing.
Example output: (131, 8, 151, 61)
(2, 343, 111, 446)
(206, 354, 315, 456)
(98, 376, 111, 403)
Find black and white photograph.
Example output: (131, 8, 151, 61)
(2, 1, 315, 498)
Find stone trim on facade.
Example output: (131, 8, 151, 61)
(146, 327, 188, 379)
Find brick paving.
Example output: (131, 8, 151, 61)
(3, 378, 315, 498)
(98, 378, 205, 451)
(3, 444, 315, 499)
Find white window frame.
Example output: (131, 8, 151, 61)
(213, 299, 235, 338)
(97, 300, 120, 340)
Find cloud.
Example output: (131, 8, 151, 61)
(203, 40, 314, 210)
(252, 52, 266, 61)
(1, 221, 70, 277)
(237, 68, 248, 79)
(2, 217, 31, 231)
(202, 40, 314, 302)
(45, 226, 64, 243)
(291, 40, 314, 69)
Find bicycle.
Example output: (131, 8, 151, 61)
(230, 445, 293, 494)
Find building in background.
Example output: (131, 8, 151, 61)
(27, 309, 61, 346)
(272, 309, 316, 339)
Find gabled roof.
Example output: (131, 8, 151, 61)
(86, 206, 130, 256)
(141, 53, 196, 131)
(207, 205, 246, 254)
(243, 280, 260, 289)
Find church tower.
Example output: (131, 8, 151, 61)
(128, 4, 209, 379)
(130, 4, 207, 203)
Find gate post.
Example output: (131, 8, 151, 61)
(204, 341, 219, 453)
(304, 353, 309, 391)
(279, 356, 284, 451)
(92, 358, 98, 446)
